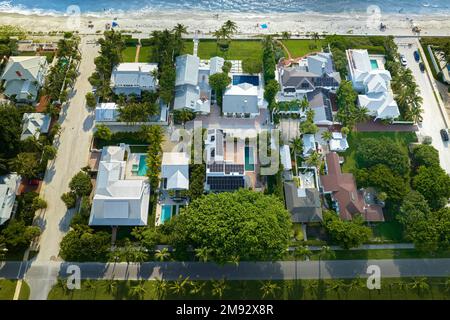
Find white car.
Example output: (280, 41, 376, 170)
(400, 55, 407, 66)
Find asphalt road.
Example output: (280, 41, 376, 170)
(1, 259, 449, 284)
(395, 37, 450, 174)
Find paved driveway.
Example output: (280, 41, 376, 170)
(25, 35, 99, 299)
(395, 38, 450, 174)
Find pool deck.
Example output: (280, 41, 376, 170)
(155, 190, 188, 226)
(125, 153, 148, 180)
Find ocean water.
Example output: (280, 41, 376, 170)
(0, 0, 450, 16)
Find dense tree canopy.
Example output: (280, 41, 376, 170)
(209, 72, 231, 107)
(336, 80, 359, 129)
(412, 165, 450, 210)
(170, 189, 292, 263)
(354, 164, 409, 206)
(69, 171, 93, 197)
(323, 211, 372, 249)
(59, 225, 110, 261)
(1, 220, 40, 251)
(355, 138, 410, 176)
(0, 103, 23, 161)
(411, 144, 440, 169)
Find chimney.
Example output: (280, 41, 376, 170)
(16, 71, 23, 77)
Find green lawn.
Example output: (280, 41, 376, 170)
(48, 278, 450, 300)
(281, 40, 325, 58)
(195, 40, 262, 60)
(285, 249, 450, 261)
(138, 46, 153, 62)
(122, 45, 137, 62)
(373, 221, 405, 242)
(341, 131, 418, 174)
(0, 280, 30, 300)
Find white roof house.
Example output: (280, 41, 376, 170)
(302, 134, 317, 157)
(223, 83, 261, 116)
(0, 56, 48, 102)
(329, 132, 349, 152)
(174, 54, 222, 114)
(161, 152, 190, 190)
(280, 145, 292, 171)
(0, 174, 21, 226)
(20, 113, 51, 141)
(89, 145, 150, 226)
(94, 102, 119, 122)
(346, 49, 400, 120)
(110, 63, 158, 96)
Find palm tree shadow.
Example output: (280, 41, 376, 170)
(317, 279, 326, 300)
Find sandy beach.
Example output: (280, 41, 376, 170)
(1, 10, 450, 37)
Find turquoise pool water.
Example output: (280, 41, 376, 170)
(138, 155, 147, 176)
(245, 146, 255, 171)
(161, 205, 172, 224)
(370, 59, 379, 70)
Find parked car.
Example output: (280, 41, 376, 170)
(419, 62, 425, 72)
(414, 50, 420, 62)
(400, 55, 408, 66)
(440, 129, 449, 142)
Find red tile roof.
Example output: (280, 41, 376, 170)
(320, 152, 384, 222)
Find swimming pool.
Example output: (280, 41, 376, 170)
(137, 155, 147, 176)
(161, 205, 172, 224)
(245, 146, 255, 171)
(370, 59, 379, 70)
(233, 75, 259, 86)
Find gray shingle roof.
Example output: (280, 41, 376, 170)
(284, 182, 323, 223)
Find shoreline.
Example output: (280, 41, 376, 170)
(1, 11, 450, 36)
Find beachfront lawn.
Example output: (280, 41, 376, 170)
(0, 280, 30, 300)
(121, 45, 138, 62)
(281, 39, 325, 58)
(138, 46, 153, 62)
(47, 278, 450, 300)
(195, 40, 262, 60)
(341, 131, 418, 174)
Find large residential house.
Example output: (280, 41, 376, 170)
(0, 174, 21, 226)
(20, 113, 51, 140)
(222, 82, 263, 118)
(110, 62, 158, 96)
(204, 129, 252, 192)
(320, 152, 384, 222)
(174, 54, 224, 114)
(0, 56, 48, 102)
(89, 145, 150, 226)
(278, 52, 341, 99)
(307, 88, 335, 126)
(161, 152, 190, 191)
(346, 49, 400, 120)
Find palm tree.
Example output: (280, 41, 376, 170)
(354, 106, 370, 124)
(130, 281, 147, 300)
(223, 20, 238, 35)
(305, 151, 321, 169)
(281, 31, 291, 40)
(154, 278, 168, 299)
(84, 279, 95, 291)
(56, 278, 69, 296)
(170, 275, 190, 295)
(228, 255, 240, 267)
(154, 247, 171, 262)
(260, 281, 280, 299)
(211, 279, 228, 299)
(194, 247, 213, 262)
(305, 280, 319, 298)
(440, 277, 450, 294)
(317, 246, 335, 280)
(395, 280, 409, 293)
(321, 131, 333, 143)
(289, 136, 303, 157)
(105, 279, 119, 297)
(409, 277, 430, 295)
(326, 279, 346, 299)
(294, 246, 312, 261)
(173, 23, 188, 37)
(189, 282, 206, 296)
(347, 277, 366, 297)
(311, 32, 320, 42)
